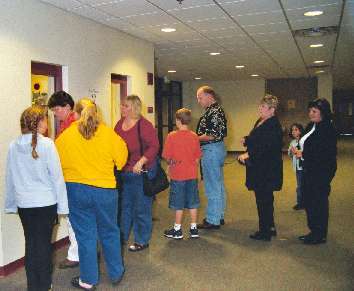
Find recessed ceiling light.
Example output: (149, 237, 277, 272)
(304, 10, 323, 17)
(168, 70, 176, 73)
(235, 65, 245, 69)
(209, 52, 220, 56)
(310, 44, 324, 48)
(161, 28, 176, 32)
(315, 70, 325, 74)
(194, 77, 202, 80)
(251, 74, 259, 77)
(313, 60, 325, 64)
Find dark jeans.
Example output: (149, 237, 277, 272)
(296, 170, 304, 206)
(18, 204, 57, 291)
(254, 190, 275, 235)
(303, 180, 330, 238)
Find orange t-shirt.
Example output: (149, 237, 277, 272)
(162, 130, 202, 181)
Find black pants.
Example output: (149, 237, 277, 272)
(303, 180, 330, 238)
(254, 190, 275, 235)
(18, 204, 57, 291)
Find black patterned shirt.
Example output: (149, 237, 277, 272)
(197, 102, 227, 144)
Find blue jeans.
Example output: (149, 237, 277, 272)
(296, 170, 304, 206)
(201, 142, 226, 225)
(66, 183, 124, 285)
(120, 172, 153, 245)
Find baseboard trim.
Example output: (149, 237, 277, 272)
(0, 236, 69, 277)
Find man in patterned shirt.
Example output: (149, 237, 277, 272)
(196, 86, 227, 229)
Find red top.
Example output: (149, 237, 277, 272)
(162, 130, 202, 181)
(114, 117, 159, 172)
(56, 112, 76, 138)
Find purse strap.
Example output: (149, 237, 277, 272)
(137, 119, 145, 164)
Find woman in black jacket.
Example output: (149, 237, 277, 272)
(238, 95, 283, 241)
(294, 98, 337, 245)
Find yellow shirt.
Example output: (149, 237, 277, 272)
(55, 122, 128, 188)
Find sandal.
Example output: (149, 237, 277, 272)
(71, 276, 96, 290)
(128, 242, 149, 252)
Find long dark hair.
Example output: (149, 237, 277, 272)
(308, 98, 332, 121)
(289, 123, 304, 138)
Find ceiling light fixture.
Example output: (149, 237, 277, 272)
(209, 52, 220, 55)
(161, 28, 176, 33)
(304, 10, 323, 17)
(251, 74, 259, 77)
(194, 77, 202, 80)
(315, 70, 325, 74)
(313, 60, 325, 64)
(235, 65, 245, 69)
(168, 70, 176, 73)
(310, 44, 324, 48)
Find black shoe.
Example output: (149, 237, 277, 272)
(270, 227, 277, 237)
(303, 235, 327, 245)
(298, 233, 312, 241)
(71, 277, 96, 290)
(197, 219, 220, 230)
(220, 219, 225, 225)
(293, 204, 305, 210)
(164, 228, 183, 239)
(189, 228, 199, 239)
(249, 231, 271, 241)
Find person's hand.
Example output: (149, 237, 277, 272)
(237, 152, 249, 164)
(294, 149, 302, 158)
(133, 160, 144, 174)
(240, 137, 246, 147)
(291, 146, 297, 154)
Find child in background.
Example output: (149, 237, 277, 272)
(5, 106, 68, 291)
(162, 108, 202, 239)
(288, 123, 305, 210)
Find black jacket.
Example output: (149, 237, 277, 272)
(245, 116, 283, 192)
(302, 120, 337, 185)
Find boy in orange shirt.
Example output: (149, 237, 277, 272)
(162, 108, 202, 239)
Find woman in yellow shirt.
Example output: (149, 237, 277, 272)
(56, 98, 128, 290)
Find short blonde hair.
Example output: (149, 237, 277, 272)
(261, 95, 279, 110)
(125, 95, 142, 118)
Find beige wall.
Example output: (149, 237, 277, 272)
(183, 79, 266, 151)
(0, 0, 154, 266)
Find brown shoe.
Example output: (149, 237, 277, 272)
(197, 219, 220, 230)
(58, 259, 79, 269)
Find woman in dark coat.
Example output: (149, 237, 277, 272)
(294, 98, 337, 245)
(238, 95, 283, 241)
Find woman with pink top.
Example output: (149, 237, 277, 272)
(114, 95, 159, 252)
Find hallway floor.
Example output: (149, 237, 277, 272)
(1, 139, 354, 290)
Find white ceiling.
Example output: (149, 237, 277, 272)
(40, 0, 354, 89)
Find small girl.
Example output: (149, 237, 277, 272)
(5, 105, 68, 291)
(288, 123, 305, 210)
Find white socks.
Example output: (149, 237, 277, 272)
(174, 223, 181, 231)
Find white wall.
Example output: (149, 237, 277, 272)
(0, 0, 154, 267)
(183, 79, 266, 151)
(318, 73, 333, 106)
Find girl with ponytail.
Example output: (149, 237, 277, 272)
(55, 98, 128, 290)
(5, 105, 69, 291)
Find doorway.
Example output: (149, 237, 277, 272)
(111, 74, 128, 127)
(31, 61, 62, 138)
(155, 77, 183, 147)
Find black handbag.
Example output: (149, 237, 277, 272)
(137, 120, 169, 197)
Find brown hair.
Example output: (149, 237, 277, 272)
(20, 105, 47, 159)
(75, 98, 100, 139)
(198, 86, 220, 103)
(261, 94, 279, 110)
(176, 108, 192, 125)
